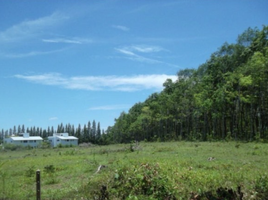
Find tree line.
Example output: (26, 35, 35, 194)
(0, 120, 109, 145)
(106, 25, 268, 143)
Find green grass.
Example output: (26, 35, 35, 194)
(0, 141, 268, 199)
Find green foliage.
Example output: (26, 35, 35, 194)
(24, 165, 35, 177)
(110, 163, 177, 199)
(4, 144, 24, 151)
(44, 165, 58, 185)
(44, 164, 55, 174)
(41, 141, 51, 149)
(255, 174, 268, 199)
(0, 142, 268, 199)
(57, 143, 63, 148)
(107, 25, 268, 143)
(0, 161, 8, 199)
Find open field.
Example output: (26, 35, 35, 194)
(0, 141, 268, 200)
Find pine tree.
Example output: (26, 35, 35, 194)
(22, 125, 25, 133)
(92, 120, 96, 143)
(76, 124, 81, 143)
(96, 122, 101, 144)
(18, 125, 21, 134)
(47, 126, 51, 136)
(88, 121, 92, 142)
(13, 126, 16, 135)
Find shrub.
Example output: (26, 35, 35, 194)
(255, 174, 268, 199)
(107, 163, 177, 199)
(25, 166, 35, 177)
(44, 165, 58, 185)
(4, 144, 23, 151)
(44, 165, 55, 174)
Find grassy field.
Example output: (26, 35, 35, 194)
(0, 141, 268, 200)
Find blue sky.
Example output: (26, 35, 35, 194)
(1, 0, 267, 132)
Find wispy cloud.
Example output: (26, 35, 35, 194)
(115, 48, 162, 64)
(0, 12, 69, 43)
(0, 12, 70, 58)
(88, 105, 130, 111)
(118, 45, 165, 54)
(112, 25, 129, 31)
(49, 117, 58, 121)
(42, 37, 93, 44)
(115, 45, 178, 67)
(130, 45, 165, 53)
(4, 48, 66, 58)
(14, 73, 177, 92)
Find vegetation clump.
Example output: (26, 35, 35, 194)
(254, 174, 268, 199)
(111, 163, 177, 199)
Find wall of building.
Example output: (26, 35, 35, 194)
(48, 136, 78, 147)
(59, 139, 78, 147)
(5, 139, 42, 147)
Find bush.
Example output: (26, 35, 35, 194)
(44, 165, 58, 185)
(44, 165, 55, 174)
(25, 166, 35, 177)
(4, 144, 23, 151)
(255, 174, 268, 199)
(41, 141, 51, 149)
(91, 163, 177, 199)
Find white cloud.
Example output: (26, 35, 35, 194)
(130, 45, 165, 53)
(0, 12, 69, 43)
(14, 73, 177, 92)
(115, 48, 137, 56)
(42, 37, 93, 44)
(115, 45, 178, 67)
(117, 45, 165, 54)
(115, 47, 162, 64)
(49, 117, 58, 121)
(112, 25, 129, 31)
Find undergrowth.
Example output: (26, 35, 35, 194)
(0, 142, 268, 199)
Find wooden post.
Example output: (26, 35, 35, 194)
(36, 169, 41, 200)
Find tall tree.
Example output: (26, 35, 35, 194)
(92, 120, 96, 143)
(96, 122, 101, 143)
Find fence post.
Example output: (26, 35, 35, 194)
(36, 169, 41, 200)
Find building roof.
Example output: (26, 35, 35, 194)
(47, 135, 78, 140)
(10, 136, 43, 141)
(57, 136, 78, 140)
(48, 133, 78, 140)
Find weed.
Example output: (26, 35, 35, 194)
(109, 163, 177, 199)
(154, 147, 173, 153)
(44, 164, 55, 174)
(0, 161, 8, 199)
(255, 174, 268, 199)
(24, 165, 35, 177)
(191, 186, 243, 200)
(254, 145, 260, 150)
(0, 142, 268, 199)
(99, 148, 109, 155)
(129, 144, 135, 152)
(44, 164, 58, 185)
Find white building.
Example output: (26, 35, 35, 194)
(4, 133, 43, 147)
(48, 133, 78, 147)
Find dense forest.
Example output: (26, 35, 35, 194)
(106, 25, 268, 143)
(0, 120, 107, 145)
